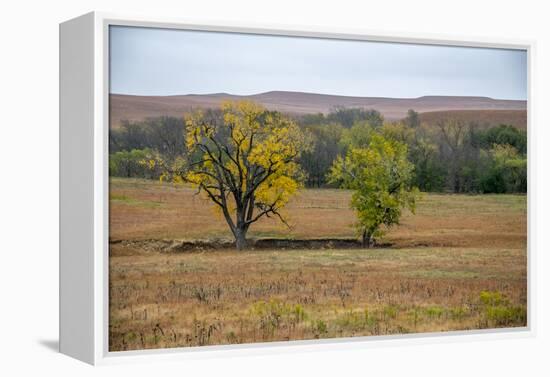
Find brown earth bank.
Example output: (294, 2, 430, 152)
(109, 91, 526, 128)
(110, 238, 387, 254)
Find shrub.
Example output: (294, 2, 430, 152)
(312, 319, 328, 337)
(336, 308, 380, 333)
(478, 291, 526, 327)
(485, 305, 527, 327)
(425, 306, 444, 319)
(383, 305, 399, 320)
(479, 291, 507, 307)
(225, 331, 238, 344)
(109, 148, 158, 178)
(250, 299, 308, 337)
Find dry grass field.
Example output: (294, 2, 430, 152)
(109, 178, 527, 351)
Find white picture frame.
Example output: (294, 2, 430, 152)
(59, 11, 536, 365)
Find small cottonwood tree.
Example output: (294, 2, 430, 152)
(329, 133, 419, 248)
(160, 101, 309, 250)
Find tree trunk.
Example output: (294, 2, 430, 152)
(234, 227, 248, 250)
(362, 229, 372, 248)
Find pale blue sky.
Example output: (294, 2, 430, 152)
(110, 26, 527, 100)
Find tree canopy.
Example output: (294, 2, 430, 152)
(329, 133, 419, 247)
(158, 101, 310, 249)
(111, 108, 527, 195)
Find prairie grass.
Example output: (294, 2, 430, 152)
(108, 178, 527, 351)
(109, 246, 526, 350)
(109, 178, 526, 250)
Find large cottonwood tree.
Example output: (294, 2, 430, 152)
(161, 101, 309, 250)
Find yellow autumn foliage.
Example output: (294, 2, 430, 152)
(171, 101, 310, 242)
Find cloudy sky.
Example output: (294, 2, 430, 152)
(110, 26, 527, 100)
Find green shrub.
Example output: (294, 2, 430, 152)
(250, 299, 308, 336)
(479, 291, 507, 307)
(225, 331, 238, 344)
(425, 306, 444, 319)
(478, 291, 526, 327)
(109, 148, 157, 178)
(292, 304, 307, 323)
(336, 308, 380, 333)
(485, 305, 526, 327)
(312, 319, 328, 337)
(383, 305, 399, 320)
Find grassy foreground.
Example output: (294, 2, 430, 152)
(108, 178, 527, 351)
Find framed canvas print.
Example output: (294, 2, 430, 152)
(59, 12, 534, 365)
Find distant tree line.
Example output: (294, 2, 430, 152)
(109, 107, 527, 194)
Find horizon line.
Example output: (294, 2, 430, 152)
(108, 90, 528, 102)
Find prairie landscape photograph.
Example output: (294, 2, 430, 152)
(108, 26, 528, 351)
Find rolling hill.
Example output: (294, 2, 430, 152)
(109, 91, 527, 128)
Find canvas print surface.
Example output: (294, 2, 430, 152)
(108, 26, 528, 351)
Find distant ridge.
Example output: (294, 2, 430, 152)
(110, 90, 527, 128)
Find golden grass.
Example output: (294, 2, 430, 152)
(109, 178, 527, 249)
(108, 177, 527, 351)
(109, 247, 527, 351)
